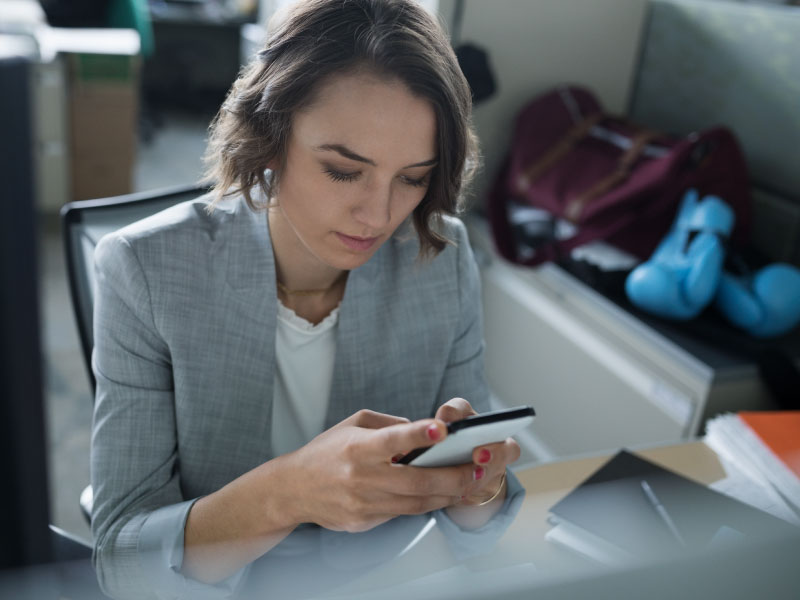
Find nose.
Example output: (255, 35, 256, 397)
(352, 179, 392, 230)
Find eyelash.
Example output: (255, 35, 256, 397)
(324, 168, 360, 183)
(323, 168, 429, 188)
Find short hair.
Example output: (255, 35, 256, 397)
(203, 0, 478, 257)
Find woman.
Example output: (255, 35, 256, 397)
(90, 1, 524, 598)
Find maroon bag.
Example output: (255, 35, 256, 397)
(487, 86, 752, 266)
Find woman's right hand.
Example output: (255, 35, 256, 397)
(184, 409, 479, 584)
(276, 409, 481, 533)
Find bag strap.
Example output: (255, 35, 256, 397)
(515, 112, 604, 194)
(564, 129, 660, 222)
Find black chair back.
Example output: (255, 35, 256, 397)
(60, 184, 208, 392)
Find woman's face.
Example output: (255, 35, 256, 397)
(270, 71, 437, 274)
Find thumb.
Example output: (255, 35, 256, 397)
(435, 397, 476, 423)
(353, 409, 411, 430)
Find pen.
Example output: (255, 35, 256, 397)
(640, 479, 687, 547)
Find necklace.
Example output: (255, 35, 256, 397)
(276, 281, 330, 296)
(276, 272, 346, 297)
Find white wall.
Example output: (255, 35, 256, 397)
(440, 0, 648, 206)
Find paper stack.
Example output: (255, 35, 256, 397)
(705, 411, 800, 519)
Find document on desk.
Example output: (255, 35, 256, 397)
(544, 450, 794, 565)
(707, 452, 800, 527)
(706, 411, 800, 518)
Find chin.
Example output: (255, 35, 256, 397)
(322, 244, 382, 271)
(314, 235, 385, 270)
(331, 252, 376, 271)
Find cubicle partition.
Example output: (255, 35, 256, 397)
(472, 0, 800, 462)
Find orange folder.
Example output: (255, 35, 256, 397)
(738, 411, 800, 480)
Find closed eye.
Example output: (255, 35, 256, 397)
(324, 168, 361, 183)
(323, 166, 430, 188)
(400, 174, 430, 188)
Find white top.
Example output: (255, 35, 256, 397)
(271, 300, 340, 456)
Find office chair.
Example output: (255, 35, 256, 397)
(60, 183, 209, 523)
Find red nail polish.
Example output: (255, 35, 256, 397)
(478, 449, 492, 464)
(391, 454, 402, 463)
(427, 424, 441, 441)
(474, 466, 485, 481)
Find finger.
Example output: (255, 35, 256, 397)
(353, 409, 411, 430)
(435, 397, 476, 423)
(472, 438, 521, 467)
(384, 462, 476, 497)
(355, 492, 458, 523)
(347, 485, 462, 522)
(390, 494, 460, 515)
(321, 514, 395, 534)
(371, 418, 447, 456)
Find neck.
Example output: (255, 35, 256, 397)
(268, 208, 348, 324)
(276, 273, 348, 325)
(267, 207, 343, 292)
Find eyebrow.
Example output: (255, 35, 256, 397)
(315, 143, 438, 169)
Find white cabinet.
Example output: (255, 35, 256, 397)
(466, 215, 776, 463)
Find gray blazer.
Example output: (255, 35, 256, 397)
(90, 194, 490, 599)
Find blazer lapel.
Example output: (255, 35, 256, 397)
(217, 200, 279, 461)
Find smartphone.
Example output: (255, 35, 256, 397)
(398, 406, 535, 468)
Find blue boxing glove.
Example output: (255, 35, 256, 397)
(715, 263, 800, 338)
(625, 189, 734, 320)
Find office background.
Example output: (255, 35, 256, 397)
(6, 0, 798, 546)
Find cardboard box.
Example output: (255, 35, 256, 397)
(69, 51, 140, 200)
(47, 30, 142, 201)
(71, 150, 136, 201)
(70, 81, 138, 156)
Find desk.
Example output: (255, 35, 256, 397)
(493, 441, 724, 571)
(2, 441, 796, 600)
(323, 440, 798, 600)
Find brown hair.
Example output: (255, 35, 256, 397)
(203, 0, 478, 257)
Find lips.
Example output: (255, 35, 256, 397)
(336, 232, 380, 251)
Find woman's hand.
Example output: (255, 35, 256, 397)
(436, 398, 521, 529)
(277, 409, 484, 533)
(185, 409, 471, 584)
(184, 404, 515, 584)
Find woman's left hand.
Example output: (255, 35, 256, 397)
(436, 398, 521, 527)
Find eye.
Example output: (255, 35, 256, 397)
(400, 174, 430, 188)
(324, 168, 361, 183)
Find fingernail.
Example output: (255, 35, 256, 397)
(473, 466, 485, 481)
(478, 449, 492, 464)
(427, 424, 441, 441)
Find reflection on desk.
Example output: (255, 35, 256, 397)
(318, 441, 800, 600)
(2, 441, 799, 600)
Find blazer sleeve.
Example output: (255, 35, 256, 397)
(433, 219, 491, 415)
(90, 233, 245, 600)
(430, 220, 526, 557)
